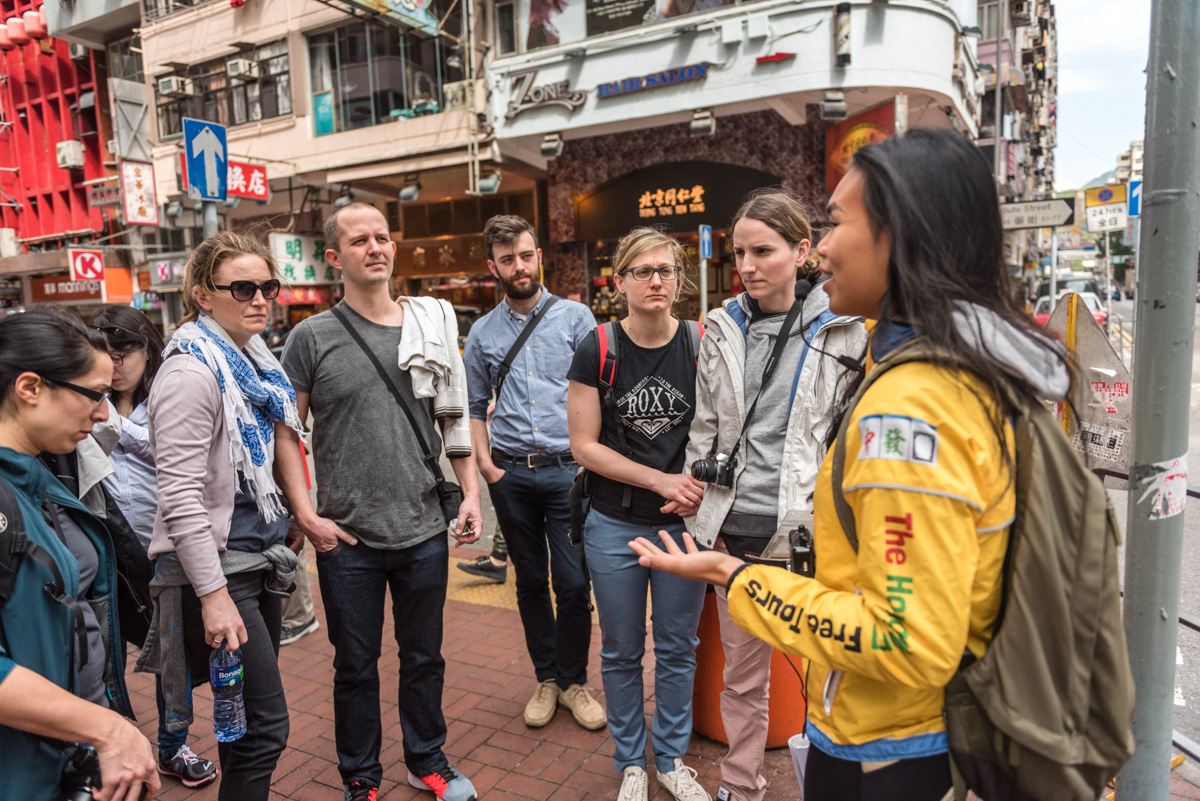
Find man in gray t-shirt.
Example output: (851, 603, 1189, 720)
(276, 203, 482, 801)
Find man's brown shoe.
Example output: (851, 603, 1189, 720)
(524, 680, 559, 727)
(558, 684, 607, 730)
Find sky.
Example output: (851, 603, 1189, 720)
(1052, 0, 1152, 190)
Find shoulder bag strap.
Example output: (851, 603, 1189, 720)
(596, 322, 635, 507)
(331, 304, 449, 489)
(0, 477, 27, 608)
(495, 295, 560, 398)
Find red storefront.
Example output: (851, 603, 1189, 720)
(0, 1, 112, 252)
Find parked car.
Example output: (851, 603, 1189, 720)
(1032, 292, 1107, 328)
(1036, 273, 1101, 300)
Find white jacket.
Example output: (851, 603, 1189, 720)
(684, 286, 868, 547)
(396, 295, 471, 457)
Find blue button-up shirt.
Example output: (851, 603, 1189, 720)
(101, 401, 158, 550)
(463, 291, 596, 455)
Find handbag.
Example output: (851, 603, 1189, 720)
(332, 304, 464, 522)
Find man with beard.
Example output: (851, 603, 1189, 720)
(462, 215, 607, 732)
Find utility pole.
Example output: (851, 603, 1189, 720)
(1104, 230, 1112, 333)
(992, 0, 1007, 188)
(202, 201, 218, 239)
(1120, 1, 1200, 798)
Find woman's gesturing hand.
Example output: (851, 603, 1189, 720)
(629, 530, 743, 587)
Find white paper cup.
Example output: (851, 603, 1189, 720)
(788, 732, 810, 791)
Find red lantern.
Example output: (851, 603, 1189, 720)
(23, 9, 46, 39)
(0, 26, 13, 51)
(5, 17, 29, 46)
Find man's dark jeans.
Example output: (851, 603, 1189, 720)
(315, 534, 450, 786)
(487, 461, 591, 689)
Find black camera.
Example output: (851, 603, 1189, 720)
(691, 452, 736, 488)
(58, 744, 101, 801)
(789, 524, 815, 578)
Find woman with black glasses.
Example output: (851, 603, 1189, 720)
(0, 308, 160, 801)
(143, 231, 301, 801)
(92, 306, 220, 790)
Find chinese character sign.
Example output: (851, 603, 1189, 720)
(638, 185, 706, 219)
(120, 161, 159, 226)
(228, 161, 270, 201)
(268, 233, 340, 286)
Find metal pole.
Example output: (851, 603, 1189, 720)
(1120, 1, 1200, 797)
(1049, 227, 1058, 300)
(1105, 230, 1112, 333)
(993, 0, 1006, 187)
(202, 201, 218, 239)
(699, 255, 708, 321)
(1132, 215, 1141, 370)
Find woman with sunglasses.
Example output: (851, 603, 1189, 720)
(0, 309, 160, 801)
(92, 306, 220, 790)
(567, 228, 709, 801)
(145, 231, 300, 801)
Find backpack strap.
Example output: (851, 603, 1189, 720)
(686, 319, 703, 365)
(595, 322, 634, 508)
(0, 477, 27, 610)
(495, 295, 560, 398)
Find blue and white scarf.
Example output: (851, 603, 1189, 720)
(166, 314, 303, 523)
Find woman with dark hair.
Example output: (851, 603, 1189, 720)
(92, 306, 219, 789)
(681, 188, 866, 801)
(632, 128, 1072, 800)
(143, 231, 302, 801)
(0, 309, 160, 801)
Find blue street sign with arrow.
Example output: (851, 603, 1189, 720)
(1129, 180, 1142, 217)
(699, 225, 712, 260)
(183, 118, 228, 201)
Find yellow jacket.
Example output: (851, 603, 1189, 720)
(726, 359, 1014, 760)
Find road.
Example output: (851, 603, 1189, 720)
(1107, 295, 1200, 775)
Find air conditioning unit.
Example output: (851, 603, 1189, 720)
(442, 80, 472, 110)
(56, 140, 85, 170)
(68, 43, 89, 61)
(1010, 0, 1032, 24)
(227, 58, 260, 80)
(157, 75, 194, 97)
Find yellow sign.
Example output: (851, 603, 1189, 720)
(1085, 184, 1127, 207)
(638, 185, 707, 219)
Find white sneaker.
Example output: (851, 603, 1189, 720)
(618, 766, 648, 801)
(656, 758, 711, 801)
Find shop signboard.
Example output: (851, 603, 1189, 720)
(151, 260, 187, 288)
(69, 249, 105, 282)
(825, 102, 896, 192)
(505, 70, 588, 121)
(30, 274, 105, 304)
(394, 236, 488, 277)
(87, 184, 122, 208)
(120, 160, 159, 226)
(181, 155, 270, 201)
(596, 63, 710, 100)
(575, 161, 779, 241)
(269, 233, 340, 285)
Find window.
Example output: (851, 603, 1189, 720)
(977, 2, 999, 40)
(496, 1, 517, 56)
(156, 39, 293, 139)
(108, 36, 144, 83)
(307, 11, 464, 136)
(143, 0, 216, 21)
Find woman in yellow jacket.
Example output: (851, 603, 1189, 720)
(631, 127, 1071, 801)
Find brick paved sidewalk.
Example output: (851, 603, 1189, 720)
(126, 543, 1198, 801)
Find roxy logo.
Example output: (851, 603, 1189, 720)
(617, 376, 691, 440)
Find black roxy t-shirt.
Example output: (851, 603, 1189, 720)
(568, 320, 698, 524)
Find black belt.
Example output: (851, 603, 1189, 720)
(491, 448, 576, 468)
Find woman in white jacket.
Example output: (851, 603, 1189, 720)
(683, 190, 868, 801)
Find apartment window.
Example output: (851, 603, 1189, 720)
(143, 0, 217, 21)
(156, 40, 292, 138)
(496, 0, 517, 56)
(977, 2, 999, 40)
(308, 13, 464, 136)
(108, 35, 144, 82)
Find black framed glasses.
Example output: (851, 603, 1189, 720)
(107, 349, 144, 368)
(213, 279, 282, 301)
(620, 265, 683, 282)
(45, 378, 112, 405)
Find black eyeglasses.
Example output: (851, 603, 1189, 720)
(213, 279, 282, 302)
(45, 378, 112, 405)
(107, 348, 145, 368)
(620, 265, 683, 282)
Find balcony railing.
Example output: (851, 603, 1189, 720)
(144, 0, 218, 21)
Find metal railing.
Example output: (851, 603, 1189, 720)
(143, 0, 218, 22)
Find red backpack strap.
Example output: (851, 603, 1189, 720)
(597, 321, 618, 390)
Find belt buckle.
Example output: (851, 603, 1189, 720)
(526, 454, 536, 469)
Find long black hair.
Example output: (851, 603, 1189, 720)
(841, 127, 1070, 442)
(0, 309, 109, 415)
(91, 305, 166, 409)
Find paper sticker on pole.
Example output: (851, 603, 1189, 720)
(1139, 454, 1188, 520)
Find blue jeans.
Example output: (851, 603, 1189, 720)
(155, 675, 191, 760)
(487, 461, 591, 688)
(583, 508, 705, 774)
(315, 534, 449, 786)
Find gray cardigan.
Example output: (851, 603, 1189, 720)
(147, 356, 240, 597)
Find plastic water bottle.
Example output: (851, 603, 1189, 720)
(210, 642, 246, 742)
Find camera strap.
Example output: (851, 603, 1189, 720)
(717, 297, 805, 466)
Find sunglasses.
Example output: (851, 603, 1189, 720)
(45, 378, 112, 405)
(90, 324, 146, 349)
(213, 279, 282, 302)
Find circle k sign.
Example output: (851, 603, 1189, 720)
(69, 249, 106, 282)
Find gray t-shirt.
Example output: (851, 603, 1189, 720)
(43, 505, 107, 707)
(730, 309, 810, 519)
(281, 304, 446, 549)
